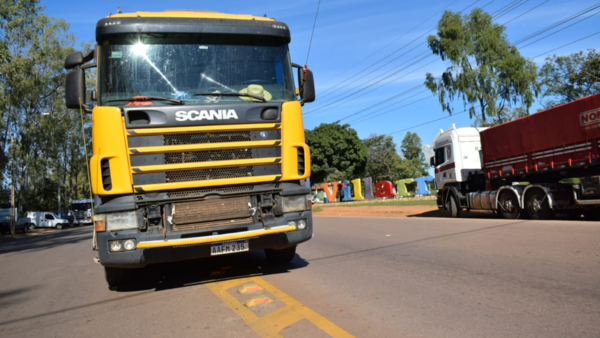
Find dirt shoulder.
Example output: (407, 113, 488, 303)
(313, 204, 441, 218)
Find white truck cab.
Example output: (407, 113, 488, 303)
(428, 124, 486, 189)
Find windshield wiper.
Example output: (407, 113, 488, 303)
(194, 92, 267, 103)
(106, 96, 184, 105)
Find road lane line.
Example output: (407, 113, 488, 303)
(206, 276, 355, 337)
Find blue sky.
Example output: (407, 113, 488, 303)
(41, 0, 600, 153)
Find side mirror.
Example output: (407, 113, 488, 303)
(65, 68, 86, 109)
(430, 156, 435, 167)
(301, 69, 315, 104)
(65, 51, 83, 70)
(292, 63, 316, 105)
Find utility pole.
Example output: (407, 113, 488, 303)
(58, 164, 61, 215)
(10, 134, 15, 235)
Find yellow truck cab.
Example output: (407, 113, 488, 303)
(63, 10, 315, 289)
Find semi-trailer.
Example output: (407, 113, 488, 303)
(428, 93, 600, 219)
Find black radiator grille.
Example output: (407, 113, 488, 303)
(128, 126, 282, 187)
(165, 131, 251, 146)
(165, 148, 253, 164)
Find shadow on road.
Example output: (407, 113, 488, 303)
(0, 227, 91, 255)
(408, 210, 596, 221)
(0, 285, 38, 309)
(408, 210, 497, 219)
(114, 251, 309, 293)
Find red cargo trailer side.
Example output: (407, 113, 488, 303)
(481, 94, 600, 178)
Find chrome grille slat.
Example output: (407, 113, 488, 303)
(128, 126, 282, 187)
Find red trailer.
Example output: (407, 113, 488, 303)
(482, 94, 600, 180)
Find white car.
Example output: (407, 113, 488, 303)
(27, 212, 70, 230)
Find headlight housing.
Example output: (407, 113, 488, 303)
(281, 195, 308, 213)
(106, 211, 138, 231)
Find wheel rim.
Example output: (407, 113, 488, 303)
(500, 193, 519, 218)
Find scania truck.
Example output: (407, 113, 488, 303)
(427, 93, 600, 220)
(69, 199, 93, 225)
(64, 10, 315, 289)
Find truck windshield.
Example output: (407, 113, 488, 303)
(99, 34, 297, 106)
(71, 203, 91, 211)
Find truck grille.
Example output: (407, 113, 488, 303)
(127, 124, 282, 191)
(171, 196, 254, 232)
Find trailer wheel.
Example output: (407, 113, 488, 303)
(448, 194, 461, 218)
(525, 189, 554, 220)
(498, 191, 521, 219)
(29, 223, 35, 230)
(105, 266, 136, 290)
(264, 245, 297, 264)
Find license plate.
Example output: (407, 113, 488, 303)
(210, 240, 249, 256)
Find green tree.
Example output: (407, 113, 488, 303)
(539, 49, 600, 108)
(398, 132, 428, 178)
(362, 134, 403, 183)
(424, 8, 538, 125)
(1, 0, 91, 214)
(305, 122, 368, 184)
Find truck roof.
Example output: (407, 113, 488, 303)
(106, 10, 275, 22)
(72, 199, 93, 204)
(97, 10, 290, 43)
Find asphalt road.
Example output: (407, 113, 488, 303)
(0, 216, 599, 338)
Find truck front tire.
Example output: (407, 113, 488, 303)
(105, 266, 136, 290)
(264, 245, 297, 263)
(449, 195, 461, 218)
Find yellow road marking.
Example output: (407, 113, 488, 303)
(206, 276, 355, 338)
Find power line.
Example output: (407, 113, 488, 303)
(351, 92, 434, 125)
(382, 28, 600, 136)
(519, 8, 600, 49)
(305, 54, 437, 117)
(532, 30, 600, 58)
(338, 84, 426, 122)
(307, 0, 522, 116)
(305, 0, 322, 66)
(502, 0, 549, 25)
(305, 46, 431, 115)
(316, 0, 460, 91)
(309, 0, 541, 123)
(309, 1, 591, 134)
(386, 110, 468, 136)
(514, 3, 600, 45)
(314, 0, 484, 101)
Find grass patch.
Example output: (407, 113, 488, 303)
(313, 199, 437, 209)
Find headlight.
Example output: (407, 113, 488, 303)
(106, 211, 138, 231)
(109, 239, 137, 252)
(281, 195, 308, 213)
(297, 219, 307, 230)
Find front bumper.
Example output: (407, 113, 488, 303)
(97, 211, 312, 268)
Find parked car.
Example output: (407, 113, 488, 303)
(59, 212, 74, 227)
(27, 211, 70, 230)
(0, 208, 30, 234)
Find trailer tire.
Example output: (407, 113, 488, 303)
(449, 194, 461, 218)
(525, 189, 554, 220)
(498, 191, 521, 219)
(29, 223, 35, 230)
(264, 245, 297, 264)
(105, 266, 136, 290)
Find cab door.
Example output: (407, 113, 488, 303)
(43, 213, 55, 227)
